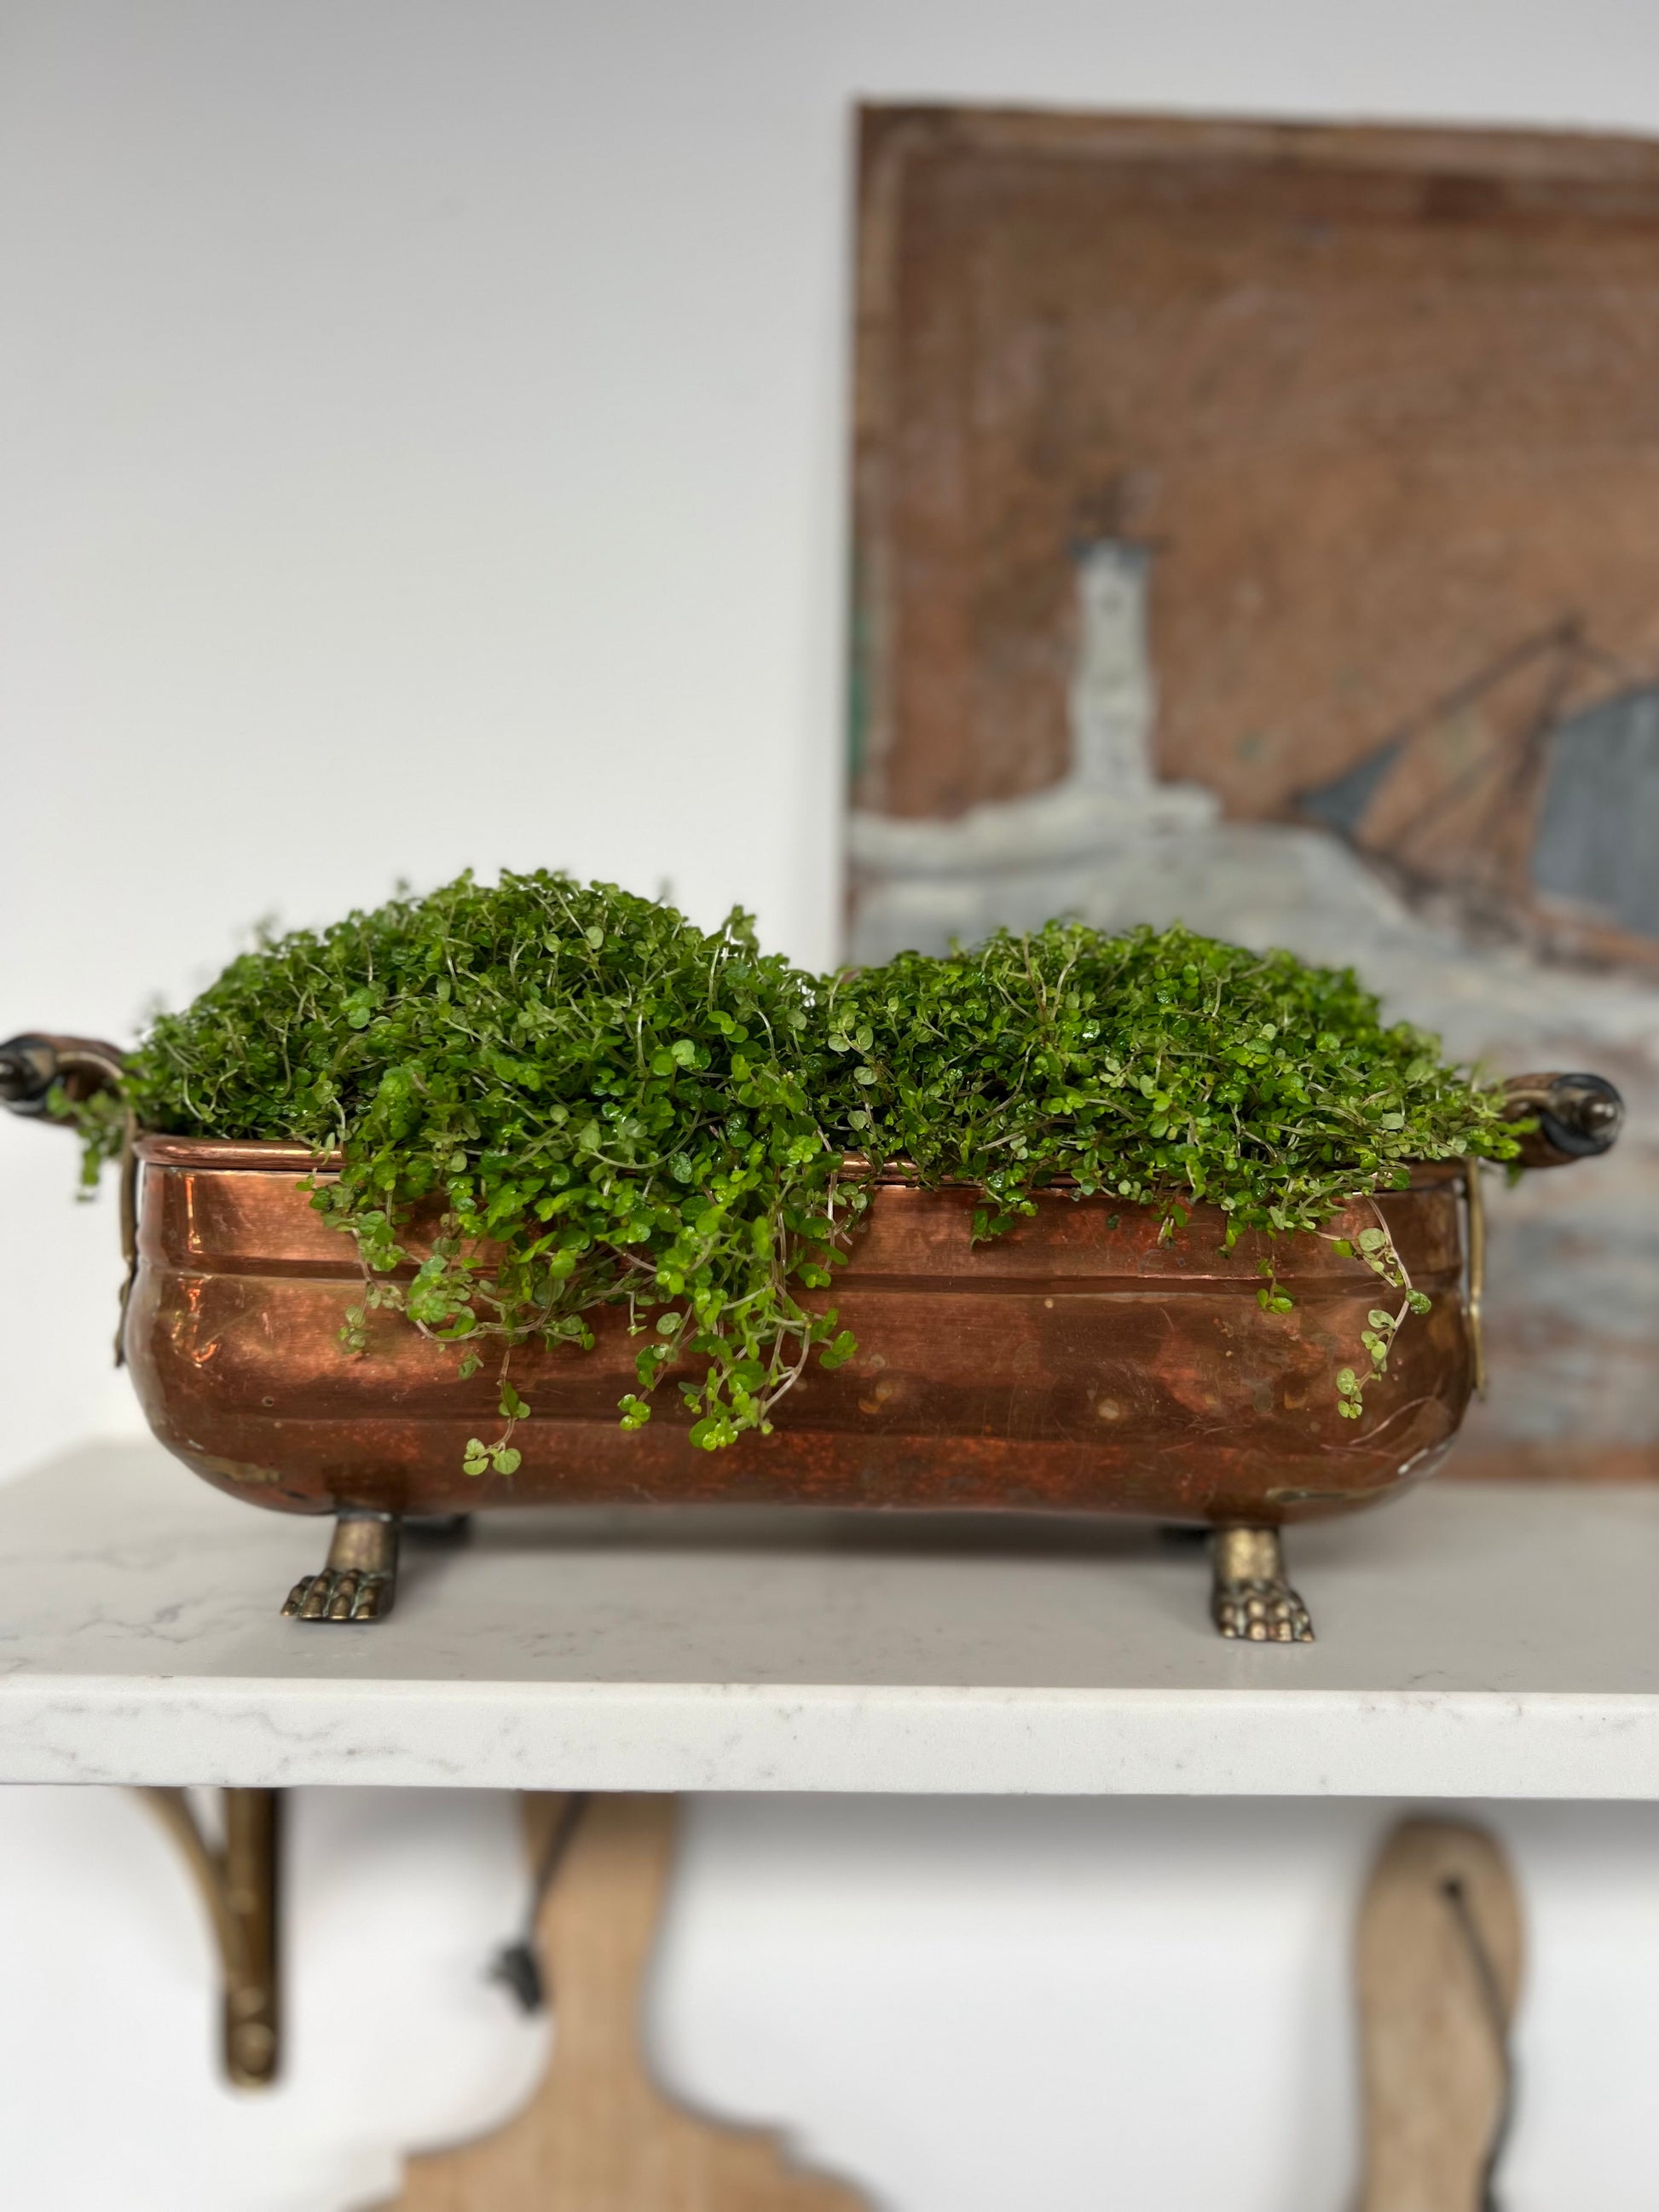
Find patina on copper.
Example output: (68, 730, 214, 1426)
(125, 1131, 1477, 1530)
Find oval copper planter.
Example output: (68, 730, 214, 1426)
(127, 1134, 1475, 1530)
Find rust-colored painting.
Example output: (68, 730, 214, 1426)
(848, 107, 1659, 1481)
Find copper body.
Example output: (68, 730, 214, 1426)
(126, 1136, 1475, 1528)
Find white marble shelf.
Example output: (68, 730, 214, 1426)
(1, 1443, 1656, 1798)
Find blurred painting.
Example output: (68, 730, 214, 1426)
(847, 107, 1659, 1479)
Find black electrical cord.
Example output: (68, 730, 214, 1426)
(1440, 1873, 1516, 2212)
(488, 1792, 591, 2014)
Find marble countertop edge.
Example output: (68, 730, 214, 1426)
(3, 1675, 1657, 1798)
(6, 1449, 1657, 1797)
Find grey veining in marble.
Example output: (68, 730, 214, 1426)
(1, 1444, 1656, 1796)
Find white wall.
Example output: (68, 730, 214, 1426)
(5, 5, 1659, 2207)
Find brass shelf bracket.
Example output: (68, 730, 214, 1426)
(137, 1787, 281, 2088)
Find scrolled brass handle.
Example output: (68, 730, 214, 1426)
(0, 1031, 136, 1363)
(1500, 1072, 1624, 1168)
(0, 1032, 127, 1118)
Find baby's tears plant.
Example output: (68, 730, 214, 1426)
(91, 873, 861, 1467)
(71, 886, 1523, 1458)
(821, 921, 1520, 1413)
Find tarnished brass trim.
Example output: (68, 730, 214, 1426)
(1464, 1158, 1487, 1401)
(113, 1112, 140, 1365)
(137, 1788, 280, 2088)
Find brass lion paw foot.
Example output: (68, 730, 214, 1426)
(1211, 1526, 1314, 1643)
(282, 1566, 394, 1621)
(1213, 1575, 1314, 1643)
(281, 1510, 400, 1624)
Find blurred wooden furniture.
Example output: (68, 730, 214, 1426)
(389, 1794, 867, 2212)
(1356, 1817, 1523, 2212)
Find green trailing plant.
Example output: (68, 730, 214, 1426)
(66, 886, 1523, 1458)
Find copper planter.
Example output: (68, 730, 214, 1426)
(130, 1134, 1474, 1530)
(0, 1036, 1624, 1637)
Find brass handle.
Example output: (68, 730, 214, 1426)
(1500, 1071, 1622, 1169)
(0, 1031, 127, 1117)
(1, 1031, 138, 1364)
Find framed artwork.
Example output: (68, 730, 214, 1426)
(848, 106, 1659, 1478)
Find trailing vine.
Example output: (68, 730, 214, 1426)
(67, 887, 1523, 1460)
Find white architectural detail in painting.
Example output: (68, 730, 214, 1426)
(1068, 542, 1174, 800)
(847, 540, 1216, 901)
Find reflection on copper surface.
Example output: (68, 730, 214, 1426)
(124, 1137, 1474, 1528)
